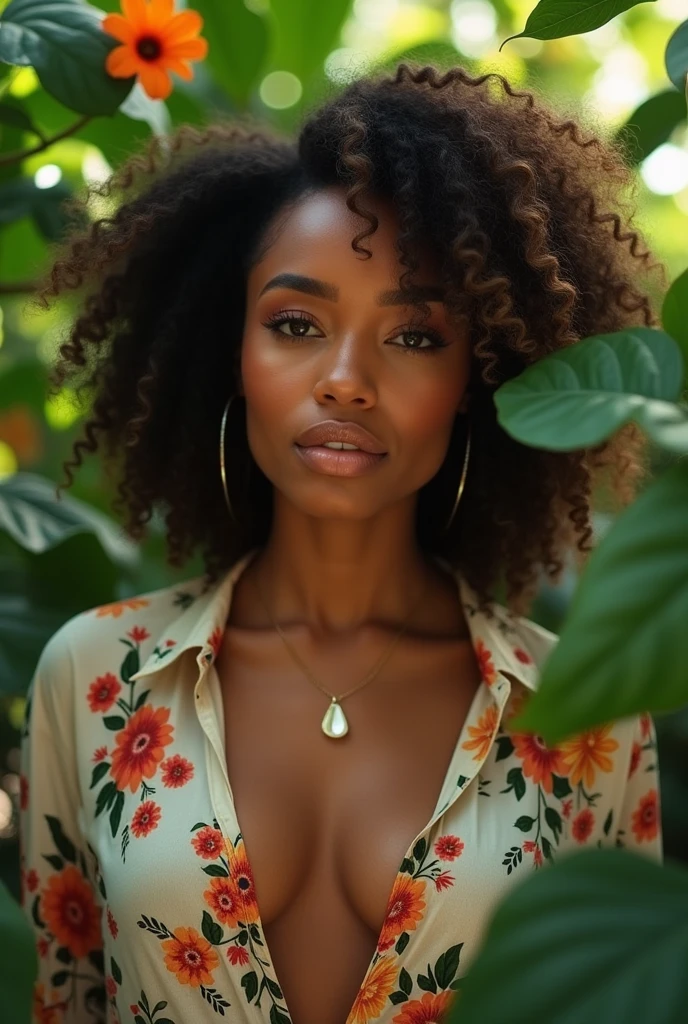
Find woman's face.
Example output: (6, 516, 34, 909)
(240, 185, 472, 524)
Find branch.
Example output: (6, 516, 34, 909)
(0, 114, 93, 166)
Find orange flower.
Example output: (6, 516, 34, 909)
(473, 638, 498, 685)
(559, 725, 619, 788)
(161, 925, 219, 986)
(191, 826, 224, 859)
(347, 956, 398, 1024)
(32, 982, 65, 1024)
(161, 754, 194, 788)
(94, 596, 150, 618)
(203, 876, 244, 928)
(511, 732, 566, 793)
(226, 839, 260, 923)
(377, 875, 427, 951)
(41, 865, 102, 958)
(391, 989, 454, 1024)
(461, 704, 499, 762)
(102, 0, 208, 102)
(631, 790, 659, 843)
(87, 672, 122, 713)
(131, 799, 162, 837)
(110, 704, 174, 792)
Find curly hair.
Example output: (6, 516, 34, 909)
(31, 62, 667, 614)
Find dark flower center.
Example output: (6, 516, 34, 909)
(136, 36, 162, 62)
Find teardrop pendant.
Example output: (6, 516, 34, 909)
(321, 698, 349, 739)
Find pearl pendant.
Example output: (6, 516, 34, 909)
(321, 698, 349, 738)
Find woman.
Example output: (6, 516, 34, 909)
(20, 64, 663, 1024)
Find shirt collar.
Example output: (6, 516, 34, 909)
(129, 546, 539, 692)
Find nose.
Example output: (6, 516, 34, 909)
(312, 333, 378, 407)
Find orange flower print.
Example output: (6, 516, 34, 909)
(32, 981, 66, 1024)
(110, 704, 174, 792)
(93, 745, 108, 763)
(377, 874, 427, 951)
(94, 596, 150, 618)
(227, 945, 250, 966)
(203, 876, 244, 928)
(161, 925, 219, 987)
(192, 826, 224, 859)
(513, 646, 532, 665)
(26, 868, 39, 893)
(127, 625, 150, 643)
(559, 725, 619, 788)
(434, 871, 454, 892)
(102, 0, 209, 102)
(107, 906, 119, 939)
(391, 989, 454, 1024)
(131, 800, 162, 837)
(473, 638, 498, 685)
(160, 753, 194, 788)
(434, 834, 464, 861)
(628, 742, 642, 779)
(206, 626, 224, 659)
(571, 808, 595, 843)
(347, 956, 398, 1024)
(41, 864, 102, 958)
(87, 672, 122, 713)
(631, 790, 659, 843)
(226, 840, 260, 923)
(511, 732, 566, 793)
(461, 704, 499, 762)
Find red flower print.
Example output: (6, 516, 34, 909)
(127, 626, 150, 643)
(433, 871, 455, 892)
(87, 672, 122, 714)
(37, 937, 49, 958)
(206, 626, 224, 659)
(106, 975, 117, 998)
(511, 731, 567, 793)
(349, 956, 399, 1024)
(377, 875, 426, 951)
(160, 754, 194, 788)
(110, 704, 174, 793)
(20, 774, 28, 811)
(41, 864, 102, 958)
(165, 638, 177, 648)
(561, 798, 573, 820)
(95, 597, 150, 618)
(131, 800, 162, 838)
(628, 742, 642, 779)
(192, 826, 224, 859)
(571, 808, 595, 843)
(461, 704, 499, 762)
(204, 876, 244, 928)
(227, 945, 250, 966)
(390, 989, 454, 1024)
(533, 845, 543, 867)
(513, 646, 532, 664)
(26, 868, 39, 893)
(473, 638, 498, 685)
(631, 790, 659, 843)
(161, 926, 219, 987)
(92, 746, 108, 763)
(522, 840, 543, 866)
(130, 1006, 140, 1016)
(434, 835, 464, 861)
(640, 713, 652, 741)
(106, 906, 118, 939)
(523, 840, 536, 852)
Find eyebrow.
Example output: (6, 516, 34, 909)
(258, 272, 445, 305)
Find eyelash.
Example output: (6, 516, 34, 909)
(261, 310, 449, 355)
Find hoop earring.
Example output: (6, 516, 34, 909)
(443, 417, 471, 533)
(220, 394, 239, 522)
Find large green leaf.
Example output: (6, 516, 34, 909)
(267, 0, 354, 87)
(0, 0, 133, 116)
(494, 328, 687, 453)
(193, 0, 268, 107)
(665, 19, 688, 94)
(0, 877, 36, 1023)
(613, 89, 687, 167)
(454, 849, 688, 1024)
(662, 267, 688, 385)
(501, 0, 657, 49)
(510, 463, 688, 743)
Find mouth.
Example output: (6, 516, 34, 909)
(293, 443, 388, 477)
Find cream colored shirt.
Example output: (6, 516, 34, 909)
(19, 547, 662, 1024)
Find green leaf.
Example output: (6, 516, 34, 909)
(505, 766, 526, 801)
(551, 774, 572, 799)
(103, 715, 126, 731)
(0, 0, 133, 116)
(121, 648, 140, 684)
(45, 815, 76, 863)
(0, 878, 37, 1024)
(109, 790, 124, 837)
(412, 837, 427, 862)
(267, 0, 354, 87)
(192, 0, 268, 107)
(399, 967, 413, 995)
(662, 268, 688, 385)
(514, 816, 536, 832)
(110, 956, 122, 985)
(500, 0, 655, 50)
(613, 89, 687, 167)
(201, 910, 223, 945)
(665, 19, 688, 93)
(241, 970, 258, 1002)
(90, 761, 110, 788)
(511, 463, 688, 743)
(494, 328, 686, 453)
(95, 781, 117, 817)
(451, 849, 688, 1024)
(202, 864, 229, 877)
(434, 944, 462, 989)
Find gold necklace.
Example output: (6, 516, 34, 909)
(252, 568, 429, 739)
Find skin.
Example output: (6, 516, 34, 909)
(233, 183, 473, 637)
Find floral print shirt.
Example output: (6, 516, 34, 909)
(19, 546, 663, 1024)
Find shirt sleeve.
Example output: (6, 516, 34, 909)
(614, 711, 663, 864)
(19, 622, 107, 1024)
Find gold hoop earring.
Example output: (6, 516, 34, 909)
(220, 394, 238, 522)
(443, 418, 471, 533)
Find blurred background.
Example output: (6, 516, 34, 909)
(1, 0, 687, 914)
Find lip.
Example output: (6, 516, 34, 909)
(293, 444, 387, 477)
(294, 419, 387, 454)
